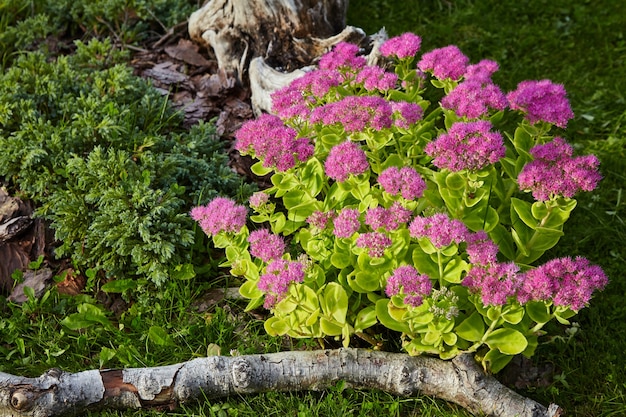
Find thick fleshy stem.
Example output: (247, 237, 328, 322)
(514, 203, 555, 263)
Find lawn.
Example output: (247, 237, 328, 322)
(1, 0, 625, 416)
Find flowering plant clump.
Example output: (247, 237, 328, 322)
(192, 32, 607, 372)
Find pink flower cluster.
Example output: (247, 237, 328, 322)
(258, 259, 306, 309)
(517, 137, 602, 201)
(441, 59, 506, 118)
(425, 120, 506, 171)
(310, 95, 394, 132)
(380, 32, 422, 59)
(333, 208, 361, 238)
(458, 227, 607, 309)
(463, 262, 521, 306)
(248, 229, 285, 262)
(409, 213, 469, 248)
(318, 42, 366, 71)
(356, 232, 393, 257)
(385, 265, 433, 307)
(271, 69, 343, 119)
(465, 230, 499, 265)
(391, 101, 424, 128)
(235, 114, 314, 172)
(377, 166, 426, 200)
(464, 60, 500, 82)
(463, 256, 607, 310)
(518, 257, 608, 311)
(324, 141, 369, 182)
(365, 202, 412, 231)
(417, 45, 469, 80)
(507, 79, 574, 128)
(354, 66, 398, 92)
(190, 197, 247, 236)
(441, 78, 507, 119)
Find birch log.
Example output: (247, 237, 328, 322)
(0, 348, 562, 417)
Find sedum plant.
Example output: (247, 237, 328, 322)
(192, 33, 607, 372)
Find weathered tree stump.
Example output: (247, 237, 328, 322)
(188, 0, 375, 114)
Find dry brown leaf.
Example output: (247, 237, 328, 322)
(164, 39, 212, 67)
(55, 268, 86, 296)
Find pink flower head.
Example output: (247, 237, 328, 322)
(441, 80, 507, 119)
(271, 69, 343, 119)
(378, 166, 427, 200)
(366, 202, 412, 231)
(464, 59, 500, 83)
(310, 95, 393, 132)
(324, 141, 369, 182)
(380, 32, 422, 59)
(465, 230, 499, 266)
(365, 206, 390, 231)
(417, 45, 469, 80)
(258, 259, 306, 309)
(235, 113, 314, 171)
(306, 210, 335, 230)
(409, 213, 469, 249)
(462, 262, 521, 306)
(191, 197, 247, 236)
(248, 229, 285, 262)
(391, 101, 424, 128)
(507, 79, 574, 128)
(517, 257, 607, 311)
(333, 208, 361, 238)
(425, 120, 505, 171)
(517, 137, 602, 201)
(389, 201, 413, 225)
(356, 232, 393, 257)
(354, 66, 398, 92)
(385, 265, 433, 307)
(318, 42, 366, 71)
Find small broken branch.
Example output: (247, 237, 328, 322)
(0, 348, 562, 417)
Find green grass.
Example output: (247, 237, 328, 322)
(1, 0, 626, 416)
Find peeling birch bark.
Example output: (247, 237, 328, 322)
(0, 348, 562, 417)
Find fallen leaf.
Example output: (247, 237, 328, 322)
(165, 39, 212, 67)
(55, 268, 86, 296)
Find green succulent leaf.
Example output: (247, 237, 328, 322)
(484, 328, 528, 355)
(455, 312, 485, 342)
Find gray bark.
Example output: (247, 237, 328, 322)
(0, 348, 562, 417)
(188, 0, 354, 78)
(187, 0, 377, 114)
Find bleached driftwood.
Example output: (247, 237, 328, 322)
(188, 0, 356, 78)
(187, 0, 381, 114)
(0, 348, 562, 417)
